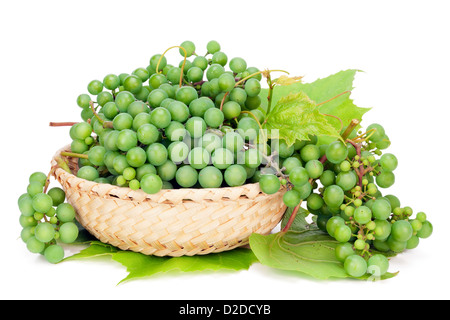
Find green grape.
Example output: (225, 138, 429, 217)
(379, 153, 398, 172)
(129, 179, 140, 190)
(184, 116, 206, 139)
(353, 206, 372, 224)
(188, 147, 210, 170)
(344, 255, 367, 277)
(168, 141, 189, 163)
(199, 133, 222, 154)
(88, 146, 106, 166)
(373, 219, 391, 241)
(306, 193, 324, 211)
(222, 101, 241, 120)
(224, 165, 247, 187)
(206, 64, 225, 81)
(366, 123, 385, 142)
(244, 149, 262, 169)
(236, 118, 259, 142)
(18, 194, 35, 217)
(112, 155, 129, 174)
(410, 219, 422, 232)
(189, 97, 214, 117)
(157, 160, 177, 181)
(198, 166, 223, 188)
(149, 54, 167, 72)
(34, 222, 55, 243)
(259, 174, 281, 194)
(137, 123, 159, 145)
(175, 86, 198, 105)
(335, 171, 357, 191)
(326, 216, 345, 237)
(335, 242, 355, 262)
(176, 165, 198, 188)
(126, 147, 147, 167)
(283, 190, 301, 208)
(384, 194, 400, 210)
(167, 101, 190, 122)
(204, 108, 225, 128)
(87, 80, 103, 95)
(305, 160, 324, 179)
(97, 91, 113, 106)
(289, 167, 309, 186)
(103, 74, 120, 90)
(371, 199, 392, 220)
(77, 165, 99, 181)
(387, 235, 407, 253)
(222, 131, 244, 153)
(406, 235, 420, 249)
(218, 73, 235, 92)
(340, 160, 351, 172)
(325, 141, 348, 164)
(376, 135, 391, 150)
(159, 83, 176, 99)
(229, 88, 247, 106)
(123, 74, 142, 94)
(77, 94, 91, 109)
(244, 95, 261, 110)
(323, 185, 344, 208)
(56, 203, 75, 223)
(115, 91, 135, 112)
(27, 181, 43, 197)
(179, 40, 196, 57)
(229, 57, 247, 74)
(133, 67, 150, 82)
(123, 167, 136, 181)
(206, 40, 221, 54)
(117, 129, 138, 151)
(20, 226, 34, 243)
(147, 89, 168, 108)
(135, 164, 156, 181)
(376, 171, 395, 188)
(300, 144, 320, 162)
(416, 212, 427, 222)
(282, 157, 302, 175)
(146, 143, 168, 166)
(26, 236, 45, 254)
(113, 113, 133, 130)
(187, 66, 203, 83)
(334, 224, 352, 242)
(417, 220, 433, 239)
(59, 221, 79, 244)
(149, 73, 168, 88)
(139, 173, 162, 194)
(19, 215, 37, 228)
(70, 122, 93, 141)
(150, 107, 172, 129)
(211, 148, 234, 169)
(293, 181, 312, 200)
(319, 170, 335, 187)
(212, 51, 228, 66)
(192, 56, 208, 70)
(32, 193, 53, 214)
(44, 245, 65, 264)
(244, 78, 261, 97)
(367, 254, 389, 276)
(165, 121, 187, 141)
(102, 102, 120, 120)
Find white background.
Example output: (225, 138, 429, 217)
(1, 0, 449, 300)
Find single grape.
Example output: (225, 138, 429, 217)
(116, 129, 138, 152)
(167, 101, 190, 123)
(222, 131, 244, 153)
(87, 80, 103, 95)
(204, 108, 225, 128)
(113, 113, 133, 131)
(334, 224, 352, 242)
(32, 193, 53, 214)
(77, 166, 99, 181)
(76, 94, 91, 109)
(206, 40, 221, 54)
(59, 221, 79, 244)
(218, 73, 235, 92)
(416, 220, 433, 239)
(366, 123, 385, 142)
(146, 143, 168, 166)
(353, 206, 372, 225)
(326, 216, 345, 237)
(344, 255, 368, 278)
(376, 171, 395, 188)
(371, 199, 392, 220)
(373, 219, 391, 241)
(137, 123, 160, 145)
(150, 107, 172, 129)
(379, 153, 398, 172)
(229, 57, 247, 74)
(306, 193, 324, 211)
(179, 40, 196, 57)
(335, 242, 355, 262)
(147, 89, 169, 108)
(26, 236, 45, 254)
(384, 194, 401, 210)
(323, 185, 344, 208)
(224, 165, 247, 187)
(115, 91, 135, 112)
(88, 145, 106, 166)
(387, 235, 407, 253)
(244, 78, 261, 97)
(176, 165, 198, 188)
(123, 74, 142, 94)
(34, 222, 55, 243)
(305, 160, 324, 179)
(211, 148, 234, 170)
(222, 101, 241, 119)
(103, 74, 120, 90)
(188, 147, 210, 170)
(44, 245, 65, 264)
(168, 141, 189, 163)
(367, 254, 389, 276)
(289, 167, 309, 187)
(212, 51, 228, 66)
(300, 144, 320, 162)
(175, 86, 198, 105)
(335, 171, 357, 191)
(198, 166, 223, 188)
(244, 149, 262, 169)
(185, 116, 207, 139)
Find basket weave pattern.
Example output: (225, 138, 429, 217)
(51, 146, 286, 257)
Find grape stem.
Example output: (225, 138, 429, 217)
(341, 119, 360, 141)
(89, 101, 113, 128)
(346, 139, 365, 191)
(49, 122, 78, 127)
(60, 151, 89, 160)
(156, 45, 187, 88)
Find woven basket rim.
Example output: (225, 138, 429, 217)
(51, 145, 276, 205)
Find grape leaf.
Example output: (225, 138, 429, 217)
(64, 241, 258, 284)
(262, 91, 340, 146)
(259, 69, 371, 143)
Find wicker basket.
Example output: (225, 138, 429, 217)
(51, 145, 287, 257)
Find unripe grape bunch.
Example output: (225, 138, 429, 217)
(18, 40, 433, 279)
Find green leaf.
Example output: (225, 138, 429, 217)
(250, 210, 398, 280)
(260, 69, 371, 143)
(63, 241, 258, 284)
(262, 91, 340, 146)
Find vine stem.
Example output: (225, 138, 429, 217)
(156, 45, 187, 88)
(49, 122, 78, 127)
(346, 139, 364, 188)
(89, 101, 113, 128)
(341, 119, 360, 141)
(60, 151, 89, 159)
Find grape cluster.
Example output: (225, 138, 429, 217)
(18, 172, 79, 263)
(259, 124, 433, 278)
(70, 40, 268, 192)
